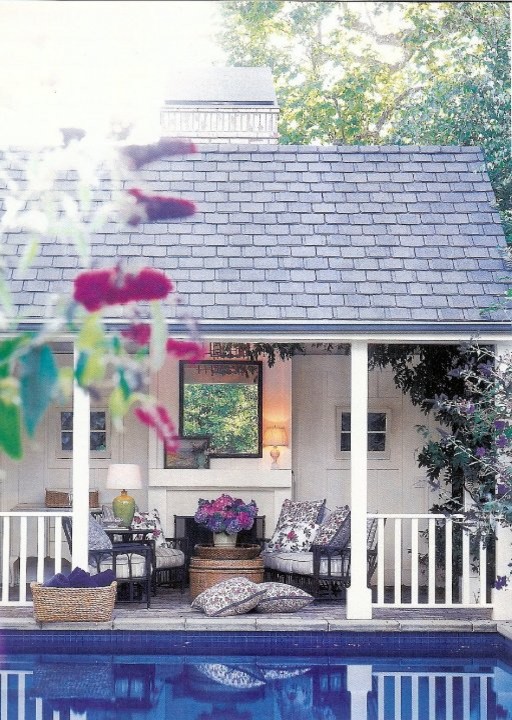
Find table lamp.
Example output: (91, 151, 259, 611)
(106, 463, 142, 526)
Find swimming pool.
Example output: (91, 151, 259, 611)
(2, 631, 511, 719)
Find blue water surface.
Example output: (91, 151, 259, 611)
(1, 631, 511, 719)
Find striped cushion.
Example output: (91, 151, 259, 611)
(93, 553, 147, 579)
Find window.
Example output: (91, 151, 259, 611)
(57, 410, 110, 458)
(338, 410, 388, 454)
(179, 360, 262, 458)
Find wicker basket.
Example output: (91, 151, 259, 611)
(31, 582, 117, 623)
(45, 489, 100, 508)
(189, 557, 264, 599)
(45, 489, 71, 508)
(194, 544, 261, 560)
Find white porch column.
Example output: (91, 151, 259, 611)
(492, 341, 512, 621)
(346, 340, 372, 619)
(71, 346, 90, 570)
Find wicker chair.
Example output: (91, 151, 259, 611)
(62, 516, 153, 607)
(130, 509, 187, 593)
(263, 511, 379, 600)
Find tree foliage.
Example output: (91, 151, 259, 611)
(219, 1, 511, 232)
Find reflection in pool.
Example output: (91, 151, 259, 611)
(3, 649, 512, 719)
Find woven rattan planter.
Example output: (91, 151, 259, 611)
(31, 581, 117, 623)
(194, 544, 261, 560)
(189, 557, 264, 600)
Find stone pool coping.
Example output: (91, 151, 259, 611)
(0, 615, 510, 637)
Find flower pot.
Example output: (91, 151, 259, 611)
(213, 532, 238, 548)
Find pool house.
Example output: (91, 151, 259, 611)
(1, 67, 512, 621)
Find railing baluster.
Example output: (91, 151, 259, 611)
(428, 518, 436, 605)
(462, 524, 470, 604)
(37, 516, 45, 584)
(479, 541, 487, 605)
(394, 518, 402, 604)
(411, 518, 419, 605)
(54, 515, 63, 574)
(445, 518, 453, 605)
(19, 517, 28, 603)
(2, 517, 11, 603)
(377, 518, 385, 605)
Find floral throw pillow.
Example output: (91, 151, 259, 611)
(274, 499, 326, 533)
(266, 520, 319, 553)
(131, 509, 166, 547)
(191, 577, 266, 617)
(88, 516, 113, 550)
(314, 506, 351, 547)
(256, 582, 314, 613)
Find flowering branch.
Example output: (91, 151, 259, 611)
(0, 133, 205, 459)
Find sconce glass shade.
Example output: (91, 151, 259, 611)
(264, 426, 288, 447)
(106, 464, 142, 526)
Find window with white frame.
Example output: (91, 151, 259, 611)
(336, 408, 389, 458)
(56, 409, 110, 459)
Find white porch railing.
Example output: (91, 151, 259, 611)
(369, 513, 492, 608)
(0, 511, 72, 606)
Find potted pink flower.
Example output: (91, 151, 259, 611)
(194, 494, 258, 547)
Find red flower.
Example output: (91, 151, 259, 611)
(121, 138, 197, 169)
(134, 404, 179, 452)
(126, 188, 196, 226)
(166, 338, 206, 362)
(74, 267, 174, 312)
(121, 323, 151, 346)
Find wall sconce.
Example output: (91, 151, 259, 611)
(106, 463, 142, 526)
(264, 426, 288, 469)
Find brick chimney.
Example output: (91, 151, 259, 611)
(161, 67, 279, 144)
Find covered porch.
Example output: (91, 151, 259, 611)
(1, 330, 511, 622)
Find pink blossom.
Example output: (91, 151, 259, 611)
(126, 188, 196, 226)
(121, 323, 151, 346)
(73, 267, 173, 312)
(134, 404, 179, 452)
(166, 338, 206, 362)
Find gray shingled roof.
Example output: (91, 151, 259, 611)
(2, 144, 509, 328)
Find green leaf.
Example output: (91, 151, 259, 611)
(0, 399, 22, 459)
(75, 350, 105, 387)
(0, 335, 31, 370)
(77, 313, 105, 351)
(19, 345, 58, 436)
(109, 386, 131, 420)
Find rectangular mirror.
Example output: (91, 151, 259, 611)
(179, 360, 263, 458)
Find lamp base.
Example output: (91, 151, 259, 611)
(270, 446, 280, 470)
(112, 490, 135, 526)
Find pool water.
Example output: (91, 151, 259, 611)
(2, 632, 511, 719)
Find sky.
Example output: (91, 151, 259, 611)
(0, 0, 226, 143)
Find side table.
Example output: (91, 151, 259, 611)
(189, 545, 264, 599)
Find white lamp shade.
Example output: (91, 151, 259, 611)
(106, 463, 142, 490)
(264, 426, 288, 447)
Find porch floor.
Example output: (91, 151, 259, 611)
(0, 586, 507, 635)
